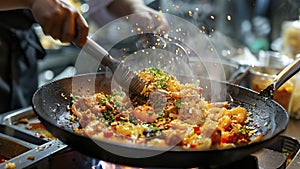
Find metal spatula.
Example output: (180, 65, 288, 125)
(84, 37, 148, 105)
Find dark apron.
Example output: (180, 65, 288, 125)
(0, 10, 45, 113)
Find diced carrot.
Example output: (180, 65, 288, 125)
(193, 126, 201, 134)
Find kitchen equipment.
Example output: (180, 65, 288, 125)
(282, 20, 300, 59)
(256, 51, 293, 69)
(189, 56, 250, 85)
(259, 57, 300, 98)
(249, 52, 297, 113)
(287, 144, 300, 169)
(249, 66, 294, 111)
(289, 74, 300, 119)
(31, 57, 300, 168)
(0, 122, 67, 168)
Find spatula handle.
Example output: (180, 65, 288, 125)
(85, 37, 119, 72)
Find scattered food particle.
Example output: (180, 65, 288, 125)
(4, 162, 16, 169)
(27, 155, 35, 161)
(18, 118, 29, 124)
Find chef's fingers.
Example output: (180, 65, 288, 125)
(30, 0, 88, 46)
(59, 1, 88, 46)
(59, 2, 76, 43)
(36, 8, 64, 39)
(73, 13, 89, 47)
(48, 8, 65, 40)
(60, 14, 75, 43)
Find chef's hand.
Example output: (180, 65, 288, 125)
(30, 0, 89, 47)
(107, 0, 169, 34)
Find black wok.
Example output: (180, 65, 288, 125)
(32, 69, 291, 168)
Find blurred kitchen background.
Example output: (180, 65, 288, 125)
(37, 0, 300, 81)
(36, 0, 300, 119)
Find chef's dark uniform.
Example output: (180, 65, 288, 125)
(0, 10, 45, 113)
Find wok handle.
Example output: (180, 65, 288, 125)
(259, 57, 300, 98)
(84, 37, 119, 73)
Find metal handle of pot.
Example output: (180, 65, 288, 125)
(259, 57, 300, 98)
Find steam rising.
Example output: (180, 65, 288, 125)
(74, 12, 227, 157)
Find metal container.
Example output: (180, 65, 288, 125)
(249, 66, 294, 111)
(0, 133, 31, 163)
(248, 51, 296, 115)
